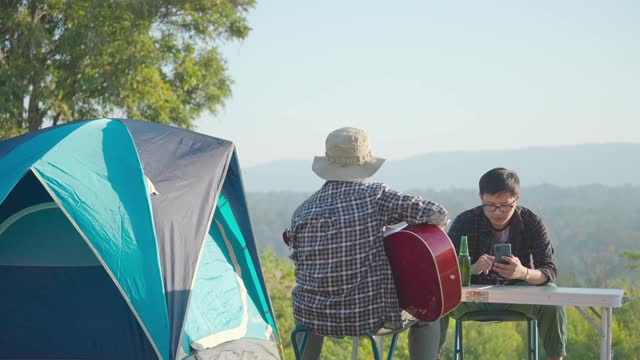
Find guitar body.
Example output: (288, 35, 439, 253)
(384, 223, 461, 322)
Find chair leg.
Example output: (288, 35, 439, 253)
(352, 337, 359, 360)
(453, 319, 464, 360)
(293, 327, 398, 360)
(527, 320, 532, 360)
(459, 320, 464, 360)
(387, 333, 399, 360)
(291, 325, 308, 360)
(530, 320, 538, 360)
(453, 320, 458, 360)
(452, 316, 538, 360)
(365, 333, 382, 360)
(300, 333, 308, 355)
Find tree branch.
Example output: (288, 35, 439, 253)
(27, 82, 44, 131)
(52, 112, 61, 126)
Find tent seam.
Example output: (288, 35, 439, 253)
(117, 119, 169, 299)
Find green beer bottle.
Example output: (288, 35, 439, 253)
(458, 235, 471, 286)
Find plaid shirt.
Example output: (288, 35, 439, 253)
(287, 181, 449, 336)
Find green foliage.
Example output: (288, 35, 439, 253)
(621, 251, 640, 271)
(261, 253, 640, 359)
(441, 320, 526, 360)
(565, 306, 600, 358)
(260, 251, 295, 358)
(0, 0, 254, 136)
(608, 280, 640, 359)
(564, 279, 640, 360)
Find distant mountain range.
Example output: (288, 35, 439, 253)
(241, 143, 639, 192)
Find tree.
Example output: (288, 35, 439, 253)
(0, 0, 254, 138)
(621, 251, 640, 271)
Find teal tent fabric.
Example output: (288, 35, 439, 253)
(0, 118, 280, 360)
(180, 193, 274, 357)
(0, 121, 86, 218)
(0, 174, 158, 359)
(32, 119, 169, 358)
(0, 205, 99, 266)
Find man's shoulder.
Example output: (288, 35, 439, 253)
(447, 207, 483, 235)
(291, 188, 325, 219)
(454, 206, 484, 222)
(292, 182, 378, 215)
(516, 206, 543, 223)
(339, 181, 390, 198)
(351, 180, 387, 191)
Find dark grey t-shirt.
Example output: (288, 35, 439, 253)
(492, 226, 510, 247)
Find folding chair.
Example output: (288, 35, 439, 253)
(453, 310, 538, 360)
(291, 325, 400, 360)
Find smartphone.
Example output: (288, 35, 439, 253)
(494, 244, 512, 264)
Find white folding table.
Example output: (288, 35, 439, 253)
(462, 285, 629, 360)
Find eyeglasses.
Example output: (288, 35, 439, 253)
(482, 200, 516, 213)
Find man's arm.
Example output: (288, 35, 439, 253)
(493, 256, 549, 284)
(527, 212, 557, 283)
(524, 267, 549, 285)
(449, 213, 495, 275)
(377, 185, 449, 227)
(493, 211, 556, 284)
(447, 215, 463, 253)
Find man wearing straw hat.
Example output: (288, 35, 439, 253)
(286, 127, 450, 359)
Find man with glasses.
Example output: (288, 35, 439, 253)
(438, 168, 567, 360)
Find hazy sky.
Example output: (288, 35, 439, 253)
(197, 0, 639, 167)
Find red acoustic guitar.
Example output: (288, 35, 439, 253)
(384, 223, 462, 322)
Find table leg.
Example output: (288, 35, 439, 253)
(352, 337, 358, 360)
(600, 307, 612, 360)
(606, 307, 613, 360)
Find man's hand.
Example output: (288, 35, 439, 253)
(471, 254, 495, 275)
(492, 255, 527, 280)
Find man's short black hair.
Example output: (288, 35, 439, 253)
(479, 167, 520, 196)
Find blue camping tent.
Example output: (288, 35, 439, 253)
(0, 119, 280, 360)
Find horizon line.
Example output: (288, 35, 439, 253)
(242, 141, 640, 168)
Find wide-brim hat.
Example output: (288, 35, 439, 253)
(312, 127, 385, 181)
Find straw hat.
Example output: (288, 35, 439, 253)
(312, 127, 385, 181)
